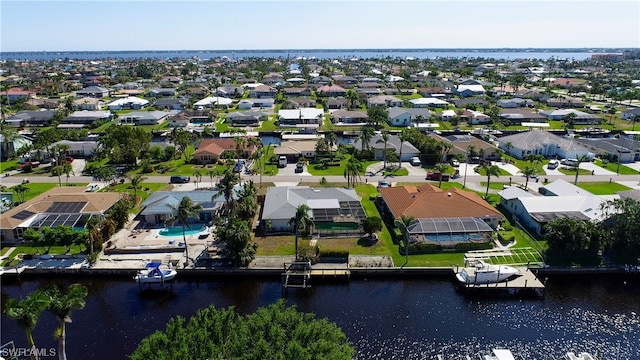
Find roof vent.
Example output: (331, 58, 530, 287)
(447, 192, 452, 197)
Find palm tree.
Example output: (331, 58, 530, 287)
(381, 131, 389, 170)
(482, 163, 501, 198)
(441, 141, 453, 163)
(216, 171, 239, 218)
(12, 183, 29, 203)
(394, 215, 415, 268)
(4, 290, 50, 360)
(521, 166, 537, 190)
(344, 157, 363, 188)
(165, 196, 203, 266)
(0, 121, 19, 160)
(288, 204, 314, 260)
(573, 154, 590, 185)
(207, 169, 217, 188)
(62, 162, 74, 186)
(45, 284, 88, 360)
(128, 174, 147, 202)
(326, 131, 338, 160)
(193, 169, 202, 189)
(359, 126, 375, 153)
(433, 163, 449, 188)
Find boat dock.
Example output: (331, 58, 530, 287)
(282, 261, 350, 294)
(456, 266, 546, 298)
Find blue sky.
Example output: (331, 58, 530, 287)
(1, 1, 638, 51)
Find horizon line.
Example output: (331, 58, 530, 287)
(1, 47, 638, 54)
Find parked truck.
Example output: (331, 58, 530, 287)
(278, 156, 288, 168)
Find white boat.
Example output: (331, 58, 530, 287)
(134, 264, 177, 284)
(482, 349, 516, 360)
(565, 352, 596, 360)
(456, 260, 519, 284)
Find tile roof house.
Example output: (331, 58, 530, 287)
(260, 186, 366, 236)
(574, 137, 640, 163)
(387, 108, 431, 127)
(0, 187, 123, 244)
(118, 111, 170, 125)
(331, 110, 369, 125)
(75, 86, 110, 98)
(0, 87, 34, 103)
(498, 179, 610, 235)
(73, 97, 104, 111)
(273, 140, 335, 161)
(192, 138, 246, 164)
(538, 109, 602, 125)
(378, 185, 503, 247)
(353, 134, 420, 162)
(153, 98, 186, 110)
(62, 110, 113, 126)
(427, 133, 498, 161)
(316, 84, 347, 97)
(621, 107, 640, 120)
(278, 108, 324, 127)
(226, 111, 268, 127)
(107, 96, 149, 110)
(499, 109, 547, 125)
(497, 130, 594, 160)
(140, 190, 226, 225)
(368, 95, 403, 107)
(248, 84, 277, 98)
(5, 110, 55, 127)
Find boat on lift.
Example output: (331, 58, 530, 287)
(456, 260, 519, 284)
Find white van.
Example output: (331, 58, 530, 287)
(410, 157, 421, 166)
(547, 160, 559, 169)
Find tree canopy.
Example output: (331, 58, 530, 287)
(129, 300, 355, 360)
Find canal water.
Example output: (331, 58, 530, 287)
(1, 274, 639, 359)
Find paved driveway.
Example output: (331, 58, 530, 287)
(277, 163, 312, 177)
(578, 161, 616, 175)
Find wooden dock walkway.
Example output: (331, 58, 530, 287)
(282, 262, 350, 294)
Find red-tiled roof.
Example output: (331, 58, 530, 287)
(193, 138, 237, 157)
(379, 185, 503, 219)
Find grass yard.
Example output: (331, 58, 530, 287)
(307, 155, 378, 176)
(1, 244, 85, 267)
(315, 237, 392, 256)
(481, 181, 509, 190)
(15, 183, 60, 202)
(0, 159, 20, 173)
(103, 182, 172, 207)
(557, 167, 593, 176)
(594, 159, 639, 175)
(576, 182, 632, 195)
(382, 167, 408, 176)
(253, 234, 295, 256)
(502, 155, 546, 174)
(257, 120, 278, 131)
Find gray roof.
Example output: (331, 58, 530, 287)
(261, 186, 361, 221)
(121, 111, 170, 121)
(353, 134, 420, 153)
(497, 130, 590, 152)
(406, 217, 493, 235)
(575, 137, 640, 154)
(7, 110, 55, 122)
(140, 191, 225, 215)
(388, 107, 431, 119)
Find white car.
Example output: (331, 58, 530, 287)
(410, 157, 421, 166)
(450, 160, 460, 167)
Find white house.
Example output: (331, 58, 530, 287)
(194, 96, 234, 109)
(278, 108, 324, 127)
(409, 97, 450, 108)
(497, 130, 594, 160)
(456, 84, 485, 97)
(50, 140, 99, 158)
(107, 96, 149, 110)
(440, 109, 457, 121)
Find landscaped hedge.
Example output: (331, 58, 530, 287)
(405, 243, 442, 254)
(497, 232, 515, 245)
(455, 242, 493, 251)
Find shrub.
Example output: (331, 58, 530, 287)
(318, 249, 349, 258)
(455, 242, 493, 251)
(497, 232, 515, 245)
(404, 243, 441, 254)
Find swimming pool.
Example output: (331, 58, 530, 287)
(158, 226, 206, 237)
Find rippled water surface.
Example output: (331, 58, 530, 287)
(1, 275, 638, 359)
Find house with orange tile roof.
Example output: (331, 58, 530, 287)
(192, 138, 255, 164)
(0, 186, 123, 245)
(377, 184, 503, 248)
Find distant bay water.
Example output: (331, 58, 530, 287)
(0, 49, 612, 61)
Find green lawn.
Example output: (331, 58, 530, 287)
(594, 159, 639, 175)
(0, 159, 20, 173)
(257, 120, 277, 131)
(355, 184, 400, 264)
(474, 165, 511, 177)
(89, 120, 115, 133)
(12, 183, 60, 202)
(502, 155, 546, 174)
(103, 182, 172, 206)
(1, 244, 85, 267)
(557, 167, 592, 176)
(307, 155, 378, 176)
(382, 167, 408, 176)
(481, 181, 509, 190)
(576, 182, 632, 195)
